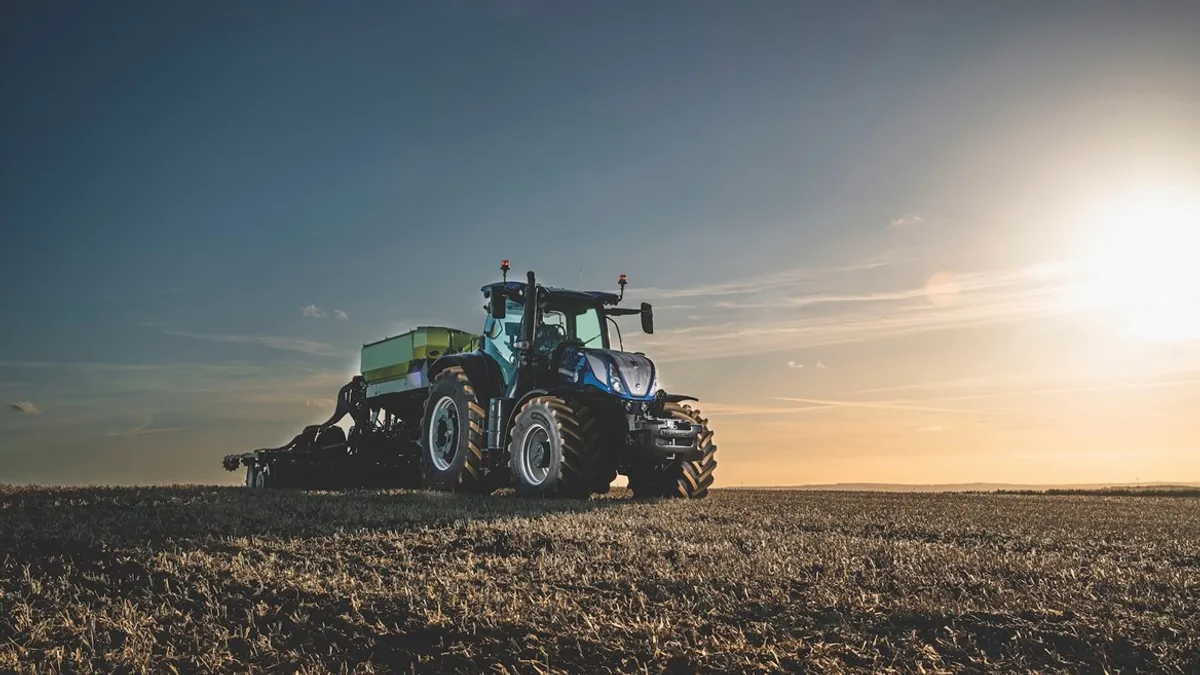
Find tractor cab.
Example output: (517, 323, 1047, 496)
(479, 261, 655, 401)
(481, 284, 612, 387)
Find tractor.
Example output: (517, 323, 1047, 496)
(223, 262, 717, 498)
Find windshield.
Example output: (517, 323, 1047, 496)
(535, 301, 607, 354)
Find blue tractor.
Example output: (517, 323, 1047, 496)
(419, 262, 718, 498)
(223, 262, 717, 498)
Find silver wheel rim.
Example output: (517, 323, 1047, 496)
(518, 421, 552, 487)
(255, 465, 268, 488)
(428, 396, 459, 471)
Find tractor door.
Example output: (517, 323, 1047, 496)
(482, 297, 525, 386)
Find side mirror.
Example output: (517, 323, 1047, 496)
(640, 302, 654, 334)
(490, 289, 506, 319)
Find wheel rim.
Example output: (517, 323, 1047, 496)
(255, 465, 268, 488)
(428, 396, 459, 471)
(518, 421, 552, 486)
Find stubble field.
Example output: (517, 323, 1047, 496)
(1, 485, 1198, 673)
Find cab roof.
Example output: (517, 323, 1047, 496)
(481, 281, 621, 306)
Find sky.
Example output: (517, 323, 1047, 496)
(3, 0, 1200, 487)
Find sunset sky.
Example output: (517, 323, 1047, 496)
(3, 1, 1200, 487)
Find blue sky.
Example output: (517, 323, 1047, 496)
(4, 1, 1200, 486)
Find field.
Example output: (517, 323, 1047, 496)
(2, 486, 1199, 673)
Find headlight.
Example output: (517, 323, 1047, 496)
(584, 354, 626, 394)
(609, 374, 624, 393)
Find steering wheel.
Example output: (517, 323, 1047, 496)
(549, 338, 585, 373)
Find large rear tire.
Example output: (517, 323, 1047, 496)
(420, 366, 488, 492)
(628, 402, 717, 499)
(508, 395, 603, 498)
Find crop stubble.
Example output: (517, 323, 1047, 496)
(1, 486, 1198, 673)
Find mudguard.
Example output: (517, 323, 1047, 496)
(428, 351, 506, 407)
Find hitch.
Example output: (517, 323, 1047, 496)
(647, 391, 697, 418)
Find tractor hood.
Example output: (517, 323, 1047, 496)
(568, 348, 658, 399)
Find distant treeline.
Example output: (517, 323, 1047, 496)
(985, 487, 1200, 498)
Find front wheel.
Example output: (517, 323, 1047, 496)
(508, 395, 603, 498)
(628, 402, 717, 499)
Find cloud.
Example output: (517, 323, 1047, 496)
(105, 409, 189, 437)
(107, 424, 187, 437)
(8, 401, 40, 414)
(816, 360, 829, 370)
(162, 330, 345, 358)
(333, 309, 349, 321)
(696, 402, 842, 416)
(636, 249, 917, 300)
(771, 397, 999, 416)
(787, 361, 804, 370)
(302, 304, 328, 318)
(915, 425, 949, 432)
(890, 213, 923, 228)
(630, 258, 1078, 363)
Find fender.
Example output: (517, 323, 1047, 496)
(510, 387, 552, 418)
(428, 351, 506, 407)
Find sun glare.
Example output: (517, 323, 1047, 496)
(1068, 184, 1200, 342)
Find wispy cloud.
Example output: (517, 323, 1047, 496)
(696, 402, 841, 416)
(854, 369, 1200, 404)
(636, 249, 917, 300)
(890, 213, 923, 228)
(771, 397, 999, 415)
(162, 330, 345, 358)
(107, 412, 187, 437)
(302, 305, 349, 320)
(915, 425, 949, 432)
(8, 401, 40, 414)
(631, 257, 1077, 363)
(785, 360, 830, 371)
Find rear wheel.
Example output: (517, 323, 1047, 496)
(628, 402, 717, 499)
(252, 461, 272, 488)
(508, 395, 603, 498)
(420, 366, 488, 492)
